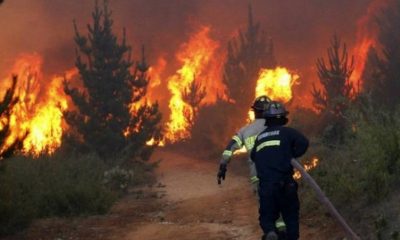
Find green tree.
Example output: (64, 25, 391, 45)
(223, 4, 276, 120)
(64, 0, 161, 164)
(312, 34, 354, 114)
(312, 35, 354, 143)
(0, 76, 24, 159)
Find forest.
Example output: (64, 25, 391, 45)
(0, 0, 399, 239)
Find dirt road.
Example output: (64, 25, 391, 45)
(8, 148, 333, 240)
(124, 149, 261, 240)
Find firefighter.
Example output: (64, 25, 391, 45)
(251, 101, 309, 240)
(216, 96, 286, 234)
(217, 95, 271, 190)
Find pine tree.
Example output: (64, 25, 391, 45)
(312, 35, 354, 143)
(362, 1, 400, 107)
(182, 76, 206, 127)
(312, 34, 354, 115)
(0, 76, 24, 159)
(64, 0, 161, 164)
(361, 47, 381, 94)
(223, 4, 276, 120)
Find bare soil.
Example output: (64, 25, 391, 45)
(3, 148, 342, 240)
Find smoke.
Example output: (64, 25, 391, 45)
(0, 0, 373, 104)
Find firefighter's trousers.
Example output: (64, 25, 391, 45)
(258, 179, 299, 240)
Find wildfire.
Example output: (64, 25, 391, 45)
(350, 38, 375, 92)
(147, 56, 167, 102)
(146, 138, 165, 147)
(293, 157, 319, 180)
(255, 67, 299, 103)
(1, 54, 76, 156)
(349, 0, 388, 92)
(165, 26, 220, 143)
(248, 67, 299, 121)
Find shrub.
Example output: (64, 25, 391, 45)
(103, 166, 135, 193)
(299, 103, 400, 238)
(0, 153, 117, 236)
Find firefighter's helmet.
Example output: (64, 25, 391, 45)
(263, 101, 289, 118)
(251, 95, 271, 111)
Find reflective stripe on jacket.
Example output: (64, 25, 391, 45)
(220, 119, 267, 179)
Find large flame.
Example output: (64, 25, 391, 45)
(147, 56, 167, 102)
(165, 26, 220, 143)
(255, 67, 299, 103)
(350, 0, 388, 92)
(350, 38, 375, 92)
(1, 54, 76, 156)
(248, 67, 299, 121)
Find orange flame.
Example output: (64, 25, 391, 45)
(1, 54, 76, 156)
(147, 56, 167, 102)
(146, 138, 165, 147)
(255, 67, 299, 103)
(165, 26, 220, 143)
(248, 67, 299, 121)
(293, 157, 319, 180)
(350, 0, 388, 92)
(350, 38, 375, 92)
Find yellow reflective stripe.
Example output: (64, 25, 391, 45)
(232, 135, 243, 147)
(250, 176, 259, 183)
(275, 220, 286, 229)
(244, 135, 257, 151)
(223, 150, 233, 157)
(256, 140, 281, 152)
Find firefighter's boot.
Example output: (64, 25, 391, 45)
(262, 231, 278, 240)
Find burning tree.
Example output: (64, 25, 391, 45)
(64, 0, 161, 163)
(164, 26, 219, 143)
(312, 35, 354, 143)
(361, 1, 400, 107)
(182, 76, 206, 127)
(0, 76, 24, 159)
(223, 4, 276, 119)
(190, 5, 276, 152)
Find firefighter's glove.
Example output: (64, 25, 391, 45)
(217, 163, 227, 185)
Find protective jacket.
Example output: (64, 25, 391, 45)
(220, 119, 266, 183)
(250, 125, 309, 182)
(251, 124, 308, 239)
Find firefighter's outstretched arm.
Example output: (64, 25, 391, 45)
(217, 135, 243, 184)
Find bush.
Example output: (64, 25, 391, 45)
(103, 166, 135, 193)
(299, 103, 400, 237)
(0, 153, 117, 236)
(350, 107, 400, 202)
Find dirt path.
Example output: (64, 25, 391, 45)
(123, 149, 262, 240)
(6, 148, 334, 240)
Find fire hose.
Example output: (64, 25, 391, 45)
(291, 158, 361, 240)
